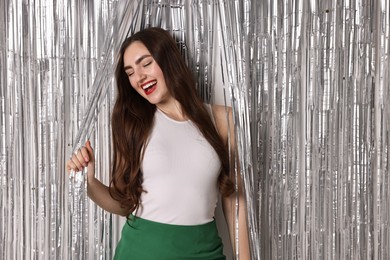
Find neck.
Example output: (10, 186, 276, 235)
(156, 100, 187, 121)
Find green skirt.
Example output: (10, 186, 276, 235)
(114, 215, 225, 260)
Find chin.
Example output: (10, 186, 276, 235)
(145, 98, 161, 105)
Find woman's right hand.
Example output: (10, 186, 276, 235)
(66, 140, 95, 180)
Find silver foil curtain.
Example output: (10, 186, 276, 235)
(219, 0, 389, 259)
(1, 0, 389, 260)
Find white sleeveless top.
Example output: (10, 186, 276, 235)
(136, 106, 221, 225)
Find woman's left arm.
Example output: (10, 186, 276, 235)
(212, 105, 251, 259)
(222, 173, 251, 259)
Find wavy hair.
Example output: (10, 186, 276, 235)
(110, 27, 234, 217)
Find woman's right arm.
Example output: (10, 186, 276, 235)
(66, 140, 129, 216)
(86, 177, 128, 216)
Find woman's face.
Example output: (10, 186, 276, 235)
(123, 41, 172, 105)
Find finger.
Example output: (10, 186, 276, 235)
(80, 147, 90, 164)
(75, 148, 87, 167)
(85, 140, 95, 161)
(66, 162, 73, 173)
(67, 159, 81, 173)
(72, 151, 85, 171)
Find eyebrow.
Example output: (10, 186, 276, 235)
(123, 54, 152, 70)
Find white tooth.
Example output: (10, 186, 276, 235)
(143, 81, 156, 90)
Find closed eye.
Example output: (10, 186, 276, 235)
(143, 61, 152, 67)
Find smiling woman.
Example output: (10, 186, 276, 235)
(66, 27, 250, 259)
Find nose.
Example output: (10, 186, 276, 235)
(134, 69, 146, 85)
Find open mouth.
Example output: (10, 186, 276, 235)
(142, 80, 157, 95)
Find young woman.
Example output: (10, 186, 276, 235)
(66, 27, 249, 259)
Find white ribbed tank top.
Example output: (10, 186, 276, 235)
(136, 106, 221, 225)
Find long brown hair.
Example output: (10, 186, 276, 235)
(110, 27, 234, 217)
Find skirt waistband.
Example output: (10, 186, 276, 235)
(114, 215, 225, 260)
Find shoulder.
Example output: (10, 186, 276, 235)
(209, 104, 233, 145)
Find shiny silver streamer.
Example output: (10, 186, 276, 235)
(218, 1, 261, 258)
(0, 0, 127, 259)
(67, 0, 141, 258)
(219, 0, 390, 259)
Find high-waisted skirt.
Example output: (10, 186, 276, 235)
(114, 215, 225, 260)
